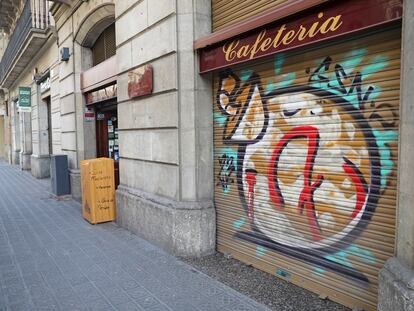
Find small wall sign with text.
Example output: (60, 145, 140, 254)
(96, 112, 105, 121)
(128, 64, 153, 99)
(18, 87, 32, 112)
(84, 107, 95, 122)
(197, 0, 402, 73)
(40, 77, 51, 94)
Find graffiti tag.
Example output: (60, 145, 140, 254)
(217, 154, 236, 193)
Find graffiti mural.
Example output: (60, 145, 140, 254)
(214, 33, 399, 292)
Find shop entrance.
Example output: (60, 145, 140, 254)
(45, 96, 52, 154)
(95, 103, 119, 188)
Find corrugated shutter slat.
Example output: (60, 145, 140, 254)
(92, 23, 116, 66)
(213, 27, 401, 310)
(212, 0, 289, 31)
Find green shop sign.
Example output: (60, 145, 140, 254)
(18, 86, 31, 112)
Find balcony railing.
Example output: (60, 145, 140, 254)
(32, 0, 51, 30)
(0, 0, 50, 86)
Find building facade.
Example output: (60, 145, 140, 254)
(0, 0, 413, 310)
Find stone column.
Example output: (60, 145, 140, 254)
(11, 101, 20, 165)
(57, 23, 81, 200)
(31, 85, 51, 178)
(4, 98, 12, 164)
(378, 2, 414, 310)
(71, 41, 90, 201)
(19, 109, 32, 170)
(175, 0, 215, 255)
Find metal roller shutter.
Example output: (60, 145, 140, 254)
(213, 26, 401, 310)
(212, 0, 289, 31)
(92, 23, 116, 66)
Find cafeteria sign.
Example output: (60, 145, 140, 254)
(18, 87, 31, 112)
(197, 0, 402, 73)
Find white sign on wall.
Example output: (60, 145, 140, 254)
(40, 77, 50, 94)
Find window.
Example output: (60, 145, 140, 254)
(91, 23, 116, 66)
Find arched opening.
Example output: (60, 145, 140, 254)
(74, 3, 116, 71)
(76, 5, 119, 187)
(74, 3, 115, 48)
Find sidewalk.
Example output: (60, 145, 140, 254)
(0, 162, 270, 311)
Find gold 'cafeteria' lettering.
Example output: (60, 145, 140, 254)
(320, 15, 343, 33)
(223, 12, 343, 62)
(223, 40, 240, 61)
(272, 24, 287, 48)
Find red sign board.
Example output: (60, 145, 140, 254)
(86, 84, 117, 105)
(198, 0, 402, 73)
(128, 64, 153, 99)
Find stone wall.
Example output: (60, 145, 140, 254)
(7, 36, 59, 176)
(114, 0, 215, 256)
(16, 0, 217, 256)
(53, 0, 115, 199)
(31, 37, 59, 178)
(378, 0, 414, 310)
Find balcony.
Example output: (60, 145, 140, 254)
(0, 0, 52, 89)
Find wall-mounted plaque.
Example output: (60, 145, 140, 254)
(128, 64, 153, 99)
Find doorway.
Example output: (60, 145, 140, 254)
(45, 96, 52, 154)
(95, 104, 119, 188)
(0, 116, 5, 159)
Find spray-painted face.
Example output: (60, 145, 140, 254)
(218, 72, 373, 250)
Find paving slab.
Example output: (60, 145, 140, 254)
(0, 162, 270, 311)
